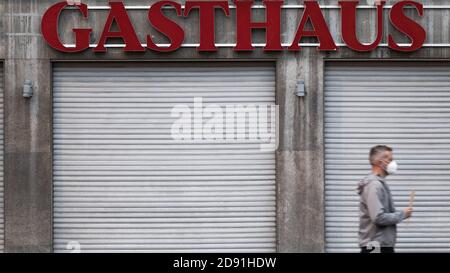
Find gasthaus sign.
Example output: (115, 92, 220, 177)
(41, 0, 427, 53)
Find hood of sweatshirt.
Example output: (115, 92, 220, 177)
(357, 173, 385, 195)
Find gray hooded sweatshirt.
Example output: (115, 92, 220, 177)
(357, 173, 406, 247)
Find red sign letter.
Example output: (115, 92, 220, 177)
(388, 1, 426, 52)
(340, 0, 384, 52)
(234, 0, 283, 51)
(147, 1, 184, 52)
(184, 1, 230, 51)
(289, 0, 336, 51)
(41, 1, 92, 52)
(94, 2, 144, 52)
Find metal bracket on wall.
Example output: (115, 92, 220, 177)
(23, 80, 33, 98)
(296, 80, 306, 97)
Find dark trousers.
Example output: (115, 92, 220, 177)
(360, 247, 395, 253)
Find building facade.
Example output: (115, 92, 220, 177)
(0, 0, 449, 253)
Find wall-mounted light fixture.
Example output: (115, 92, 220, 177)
(296, 80, 306, 97)
(23, 80, 33, 98)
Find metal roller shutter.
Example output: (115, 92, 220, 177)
(53, 63, 276, 253)
(0, 66, 3, 253)
(325, 62, 450, 253)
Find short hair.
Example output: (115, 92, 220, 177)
(369, 145, 393, 165)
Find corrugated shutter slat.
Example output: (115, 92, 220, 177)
(53, 64, 276, 253)
(325, 63, 450, 253)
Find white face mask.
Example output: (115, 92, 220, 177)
(385, 160, 398, 175)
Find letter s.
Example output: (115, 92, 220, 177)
(388, 1, 426, 52)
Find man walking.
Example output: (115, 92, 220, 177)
(357, 145, 413, 253)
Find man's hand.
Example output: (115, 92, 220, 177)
(403, 207, 413, 219)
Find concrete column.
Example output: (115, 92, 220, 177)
(276, 50, 325, 252)
(3, 0, 52, 253)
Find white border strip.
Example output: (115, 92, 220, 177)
(63, 43, 450, 48)
(83, 5, 450, 10)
